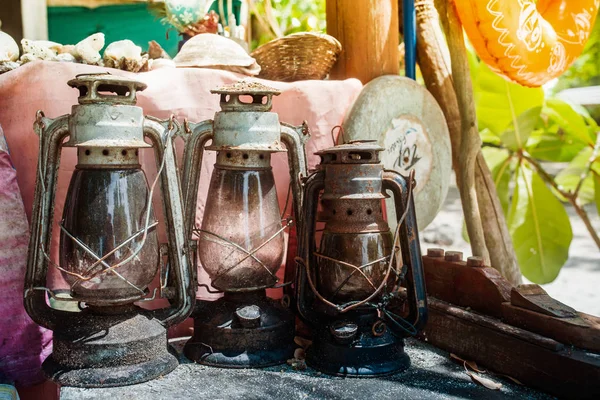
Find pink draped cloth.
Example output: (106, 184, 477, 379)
(0, 61, 362, 384)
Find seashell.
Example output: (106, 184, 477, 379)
(173, 33, 260, 76)
(0, 61, 20, 75)
(21, 39, 61, 60)
(148, 40, 170, 60)
(75, 33, 105, 65)
(0, 31, 19, 62)
(103, 40, 149, 72)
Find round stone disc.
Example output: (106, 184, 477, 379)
(341, 76, 452, 230)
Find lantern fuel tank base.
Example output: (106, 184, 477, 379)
(42, 311, 178, 388)
(306, 325, 410, 377)
(184, 292, 295, 368)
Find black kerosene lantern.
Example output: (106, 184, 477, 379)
(296, 140, 428, 376)
(23, 74, 195, 387)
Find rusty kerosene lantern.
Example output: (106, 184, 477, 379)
(181, 81, 308, 367)
(24, 74, 195, 387)
(296, 140, 428, 376)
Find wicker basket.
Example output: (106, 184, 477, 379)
(251, 32, 342, 82)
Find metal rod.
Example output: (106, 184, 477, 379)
(403, 0, 417, 79)
(210, 218, 293, 287)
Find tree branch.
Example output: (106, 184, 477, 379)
(521, 152, 600, 249)
(440, 0, 490, 264)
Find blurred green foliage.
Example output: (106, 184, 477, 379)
(250, 0, 326, 49)
(553, 18, 600, 93)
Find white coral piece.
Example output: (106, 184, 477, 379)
(75, 33, 105, 65)
(21, 39, 61, 60)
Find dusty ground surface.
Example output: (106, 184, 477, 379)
(61, 338, 553, 400)
(421, 181, 600, 316)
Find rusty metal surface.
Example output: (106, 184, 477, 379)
(23, 74, 194, 387)
(210, 81, 281, 96)
(68, 73, 147, 105)
(295, 141, 428, 377)
(184, 291, 294, 368)
(211, 82, 280, 113)
(181, 80, 308, 368)
(207, 111, 286, 152)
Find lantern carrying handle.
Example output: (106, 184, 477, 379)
(280, 121, 310, 300)
(294, 170, 326, 326)
(143, 116, 195, 327)
(24, 113, 71, 331)
(382, 169, 428, 332)
(180, 119, 214, 243)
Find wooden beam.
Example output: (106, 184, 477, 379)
(21, 0, 48, 40)
(326, 0, 399, 83)
(424, 298, 600, 399)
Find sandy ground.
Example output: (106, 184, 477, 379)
(421, 178, 600, 317)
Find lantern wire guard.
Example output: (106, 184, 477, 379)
(295, 140, 428, 377)
(180, 81, 309, 368)
(23, 74, 195, 387)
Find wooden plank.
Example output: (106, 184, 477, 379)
(510, 284, 577, 318)
(422, 253, 511, 318)
(502, 302, 600, 353)
(424, 298, 600, 399)
(429, 298, 564, 352)
(326, 0, 399, 83)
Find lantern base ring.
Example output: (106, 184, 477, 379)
(184, 291, 295, 368)
(42, 310, 177, 387)
(306, 323, 410, 377)
(43, 349, 178, 388)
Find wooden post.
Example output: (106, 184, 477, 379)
(21, 0, 48, 40)
(326, 0, 399, 83)
(1, 0, 24, 42)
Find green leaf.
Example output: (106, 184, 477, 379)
(526, 125, 587, 162)
(500, 107, 542, 151)
(475, 63, 544, 136)
(508, 163, 572, 284)
(543, 99, 596, 146)
(480, 128, 501, 146)
(555, 147, 595, 205)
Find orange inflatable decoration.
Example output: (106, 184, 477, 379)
(454, 0, 599, 87)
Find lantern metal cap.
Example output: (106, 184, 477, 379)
(316, 140, 384, 164)
(212, 81, 280, 112)
(65, 73, 150, 149)
(68, 73, 147, 105)
(211, 81, 281, 96)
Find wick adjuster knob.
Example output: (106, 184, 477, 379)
(330, 321, 359, 344)
(235, 305, 262, 328)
